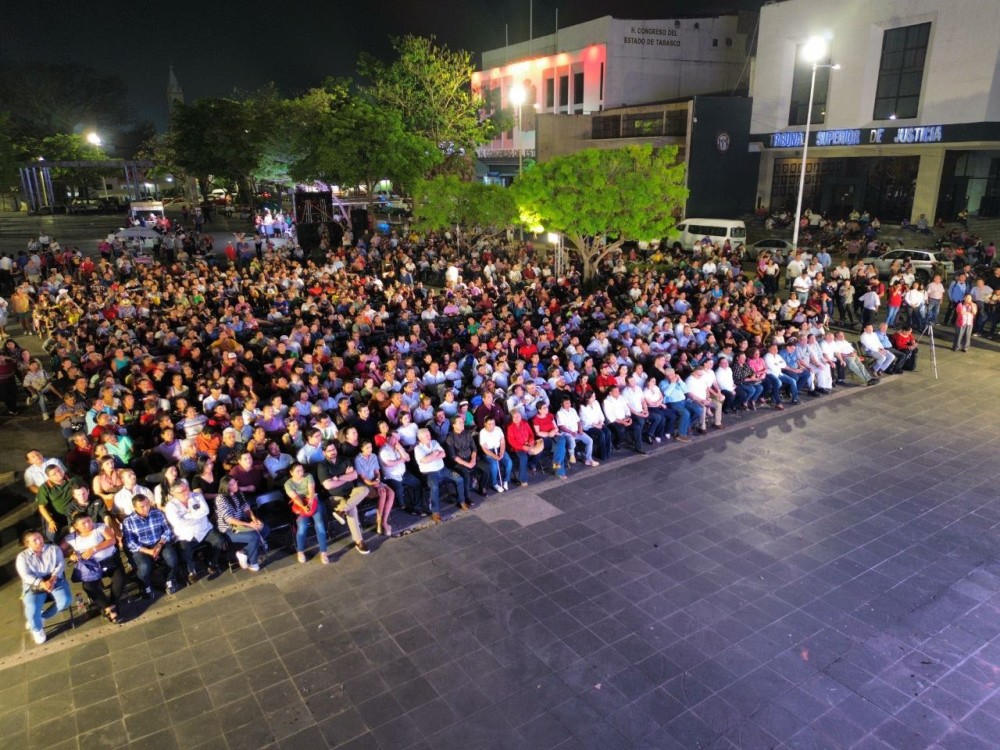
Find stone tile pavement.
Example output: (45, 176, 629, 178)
(2, 341, 1000, 749)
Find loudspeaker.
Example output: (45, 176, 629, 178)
(297, 221, 343, 251)
(350, 208, 370, 239)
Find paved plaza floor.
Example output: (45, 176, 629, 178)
(1, 340, 1000, 749)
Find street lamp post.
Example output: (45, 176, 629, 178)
(85, 132, 109, 199)
(791, 38, 839, 253)
(509, 82, 527, 241)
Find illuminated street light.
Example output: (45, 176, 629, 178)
(792, 37, 838, 253)
(86, 132, 102, 146)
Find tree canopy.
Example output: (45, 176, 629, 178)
(361, 35, 489, 153)
(512, 145, 689, 281)
(412, 175, 516, 235)
(38, 133, 111, 198)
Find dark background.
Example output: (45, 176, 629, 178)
(1, 0, 762, 131)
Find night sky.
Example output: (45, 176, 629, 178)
(3, 0, 762, 131)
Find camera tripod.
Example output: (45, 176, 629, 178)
(915, 321, 939, 380)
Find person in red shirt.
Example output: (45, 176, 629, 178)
(891, 326, 918, 371)
(886, 283, 904, 327)
(530, 403, 569, 479)
(504, 411, 542, 486)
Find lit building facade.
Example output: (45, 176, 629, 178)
(473, 14, 752, 182)
(750, 0, 1000, 222)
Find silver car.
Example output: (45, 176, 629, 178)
(860, 248, 953, 284)
(744, 238, 795, 261)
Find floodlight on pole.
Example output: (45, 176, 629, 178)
(86, 132, 102, 146)
(791, 36, 837, 254)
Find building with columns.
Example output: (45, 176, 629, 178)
(749, 0, 1000, 222)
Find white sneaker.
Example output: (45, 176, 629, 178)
(42, 413, 50, 421)
(31, 628, 46, 645)
(165, 580, 176, 595)
(493, 484, 505, 493)
(247, 563, 260, 572)
(235, 550, 248, 570)
(502, 481, 509, 491)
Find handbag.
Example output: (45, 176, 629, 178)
(289, 495, 318, 518)
(71, 555, 104, 583)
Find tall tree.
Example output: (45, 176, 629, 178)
(412, 175, 516, 238)
(512, 145, 689, 282)
(0, 113, 22, 191)
(361, 35, 489, 156)
(171, 98, 267, 202)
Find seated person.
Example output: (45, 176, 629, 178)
(214, 476, 269, 572)
(122, 495, 181, 598)
(62, 512, 127, 624)
(16, 530, 72, 645)
(163, 481, 226, 583)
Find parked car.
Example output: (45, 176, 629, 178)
(30, 204, 67, 215)
(744, 237, 796, 261)
(860, 248, 954, 284)
(68, 199, 101, 214)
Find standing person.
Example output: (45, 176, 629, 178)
(16, 530, 72, 644)
(859, 284, 881, 327)
(284, 462, 330, 564)
(836, 279, 856, 327)
(945, 273, 970, 325)
(952, 294, 976, 352)
(925, 274, 945, 326)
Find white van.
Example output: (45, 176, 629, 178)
(674, 218, 746, 251)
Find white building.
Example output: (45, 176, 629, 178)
(750, 0, 1000, 222)
(474, 14, 753, 181)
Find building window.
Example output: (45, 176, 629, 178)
(573, 71, 584, 113)
(622, 112, 663, 137)
(873, 22, 930, 120)
(545, 77, 554, 109)
(788, 43, 830, 126)
(559, 75, 569, 109)
(591, 115, 621, 139)
(664, 110, 687, 137)
(599, 63, 604, 102)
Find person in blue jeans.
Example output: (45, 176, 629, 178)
(415, 428, 468, 522)
(16, 530, 72, 644)
(215, 477, 270, 572)
(659, 368, 699, 442)
(478, 415, 513, 491)
(284, 463, 329, 564)
(530, 403, 570, 478)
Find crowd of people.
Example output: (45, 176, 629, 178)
(7, 212, 995, 643)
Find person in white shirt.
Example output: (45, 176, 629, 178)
(112, 469, 154, 519)
(859, 324, 895, 374)
(263, 441, 294, 481)
(622, 374, 664, 444)
(378, 433, 423, 513)
(415, 428, 467, 522)
(577, 391, 613, 460)
(478, 415, 513, 491)
(555, 396, 597, 466)
(685, 365, 723, 431)
(713, 358, 737, 413)
(24, 450, 65, 497)
(164, 481, 227, 583)
(602, 385, 645, 454)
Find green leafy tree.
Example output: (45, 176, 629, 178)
(171, 98, 267, 202)
(412, 175, 516, 241)
(361, 35, 489, 156)
(284, 80, 440, 199)
(38, 133, 111, 199)
(512, 145, 689, 282)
